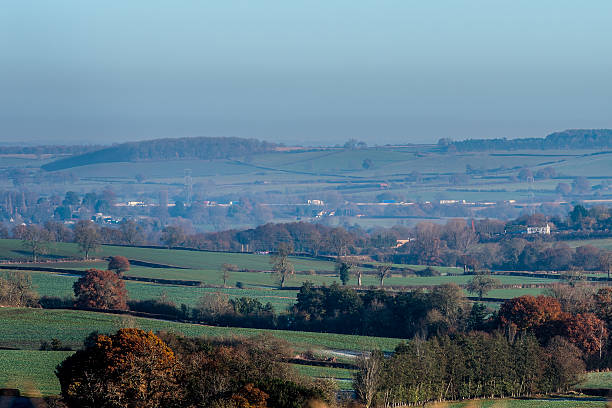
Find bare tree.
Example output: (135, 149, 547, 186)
(119, 219, 142, 246)
(221, 263, 237, 287)
(270, 243, 295, 288)
(600, 251, 612, 282)
(161, 225, 186, 248)
(327, 227, 352, 256)
(353, 351, 383, 408)
(376, 264, 392, 287)
(194, 292, 232, 321)
(74, 220, 100, 260)
(443, 218, 476, 251)
(21, 224, 51, 262)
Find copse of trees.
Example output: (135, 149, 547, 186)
(56, 329, 333, 408)
(291, 282, 470, 338)
(192, 292, 276, 329)
(498, 294, 608, 366)
(355, 332, 585, 407)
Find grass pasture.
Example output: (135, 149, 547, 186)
(566, 238, 612, 251)
(0, 308, 404, 352)
(0, 350, 72, 396)
(578, 371, 612, 390)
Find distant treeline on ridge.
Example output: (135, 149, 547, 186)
(41, 137, 278, 171)
(442, 129, 612, 151)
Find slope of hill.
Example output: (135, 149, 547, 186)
(41, 137, 278, 171)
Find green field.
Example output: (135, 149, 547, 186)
(567, 238, 612, 251)
(0, 239, 335, 272)
(0, 350, 72, 396)
(577, 371, 612, 390)
(0, 308, 404, 352)
(24, 271, 298, 311)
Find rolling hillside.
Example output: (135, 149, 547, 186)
(41, 136, 278, 171)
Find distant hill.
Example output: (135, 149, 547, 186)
(41, 137, 278, 171)
(0, 144, 101, 156)
(445, 129, 612, 151)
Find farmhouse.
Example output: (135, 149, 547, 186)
(526, 224, 551, 235)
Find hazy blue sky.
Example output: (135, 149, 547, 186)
(1, 1, 611, 146)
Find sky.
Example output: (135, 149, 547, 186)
(1, 1, 611, 146)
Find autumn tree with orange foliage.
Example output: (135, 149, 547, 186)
(108, 255, 130, 275)
(73, 268, 127, 310)
(498, 295, 563, 332)
(594, 287, 612, 324)
(230, 383, 269, 408)
(562, 312, 608, 358)
(56, 328, 182, 408)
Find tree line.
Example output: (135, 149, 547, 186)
(354, 332, 583, 407)
(440, 128, 612, 152)
(9, 205, 612, 277)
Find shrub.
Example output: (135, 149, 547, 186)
(415, 267, 440, 277)
(39, 296, 73, 309)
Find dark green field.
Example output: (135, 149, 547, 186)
(0, 308, 403, 352)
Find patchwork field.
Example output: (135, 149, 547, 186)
(0, 238, 569, 316)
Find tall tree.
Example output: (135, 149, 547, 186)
(221, 263, 237, 287)
(21, 224, 51, 262)
(335, 257, 354, 285)
(353, 351, 383, 408)
(466, 273, 500, 300)
(599, 251, 612, 281)
(270, 243, 295, 288)
(376, 264, 392, 287)
(161, 225, 186, 248)
(74, 220, 100, 260)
